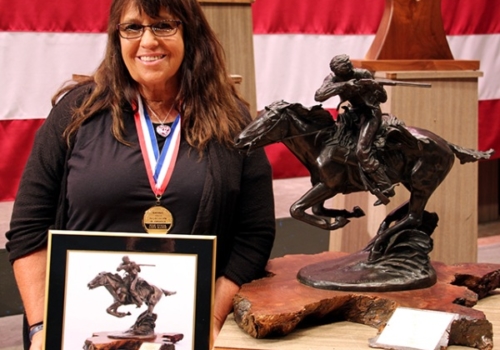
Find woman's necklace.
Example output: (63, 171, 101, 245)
(147, 103, 175, 137)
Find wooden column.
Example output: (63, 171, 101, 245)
(199, 0, 258, 116)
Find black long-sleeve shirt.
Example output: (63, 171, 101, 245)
(6, 84, 276, 286)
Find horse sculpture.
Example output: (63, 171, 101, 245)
(234, 100, 493, 290)
(88, 271, 175, 335)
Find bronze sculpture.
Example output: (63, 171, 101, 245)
(315, 54, 395, 205)
(234, 56, 493, 291)
(87, 256, 176, 337)
(116, 256, 144, 308)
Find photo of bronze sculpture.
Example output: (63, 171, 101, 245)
(43, 233, 210, 350)
(234, 55, 494, 292)
(87, 255, 180, 342)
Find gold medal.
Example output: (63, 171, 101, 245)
(142, 205, 173, 234)
(135, 96, 181, 235)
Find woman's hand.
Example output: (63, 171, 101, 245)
(212, 276, 239, 342)
(12, 248, 47, 350)
(29, 330, 44, 350)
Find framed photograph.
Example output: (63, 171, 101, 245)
(43, 230, 216, 350)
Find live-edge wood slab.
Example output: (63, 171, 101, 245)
(233, 252, 500, 350)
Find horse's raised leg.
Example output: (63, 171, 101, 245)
(312, 203, 365, 220)
(290, 182, 353, 230)
(106, 301, 131, 318)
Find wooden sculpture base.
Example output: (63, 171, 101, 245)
(84, 332, 183, 350)
(233, 252, 500, 350)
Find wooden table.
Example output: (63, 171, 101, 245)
(214, 291, 500, 350)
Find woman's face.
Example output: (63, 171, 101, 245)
(119, 3, 185, 96)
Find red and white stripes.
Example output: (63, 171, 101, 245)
(1, 0, 499, 199)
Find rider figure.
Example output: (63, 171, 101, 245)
(315, 54, 395, 205)
(117, 256, 142, 307)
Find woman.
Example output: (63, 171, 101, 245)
(5, 0, 275, 348)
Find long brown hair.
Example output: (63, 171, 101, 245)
(55, 0, 248, 151)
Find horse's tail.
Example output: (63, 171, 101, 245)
(162, 289, 176, 296)
(448, 143, 494, 164)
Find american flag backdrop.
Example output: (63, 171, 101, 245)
(1, 0, 499, 201)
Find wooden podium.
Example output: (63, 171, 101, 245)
(199, 0, 257, 116)
(329, 0, 482, 265)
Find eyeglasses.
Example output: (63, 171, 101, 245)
(117, 20, 182, 39)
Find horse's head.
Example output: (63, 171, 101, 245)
(235, 100, 313, 152)
(87, 271, 108, 289)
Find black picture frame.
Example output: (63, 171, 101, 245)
(44, 230, 216, 350)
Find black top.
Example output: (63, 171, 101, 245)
(6, 83, 276, 286)
(66, 117, 205, 234)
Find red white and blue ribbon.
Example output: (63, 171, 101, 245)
(134, 95, 181, 197)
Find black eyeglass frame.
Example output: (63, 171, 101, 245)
(116, 20, 182, 39)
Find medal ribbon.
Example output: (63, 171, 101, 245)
(134, 95, 181, 197)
